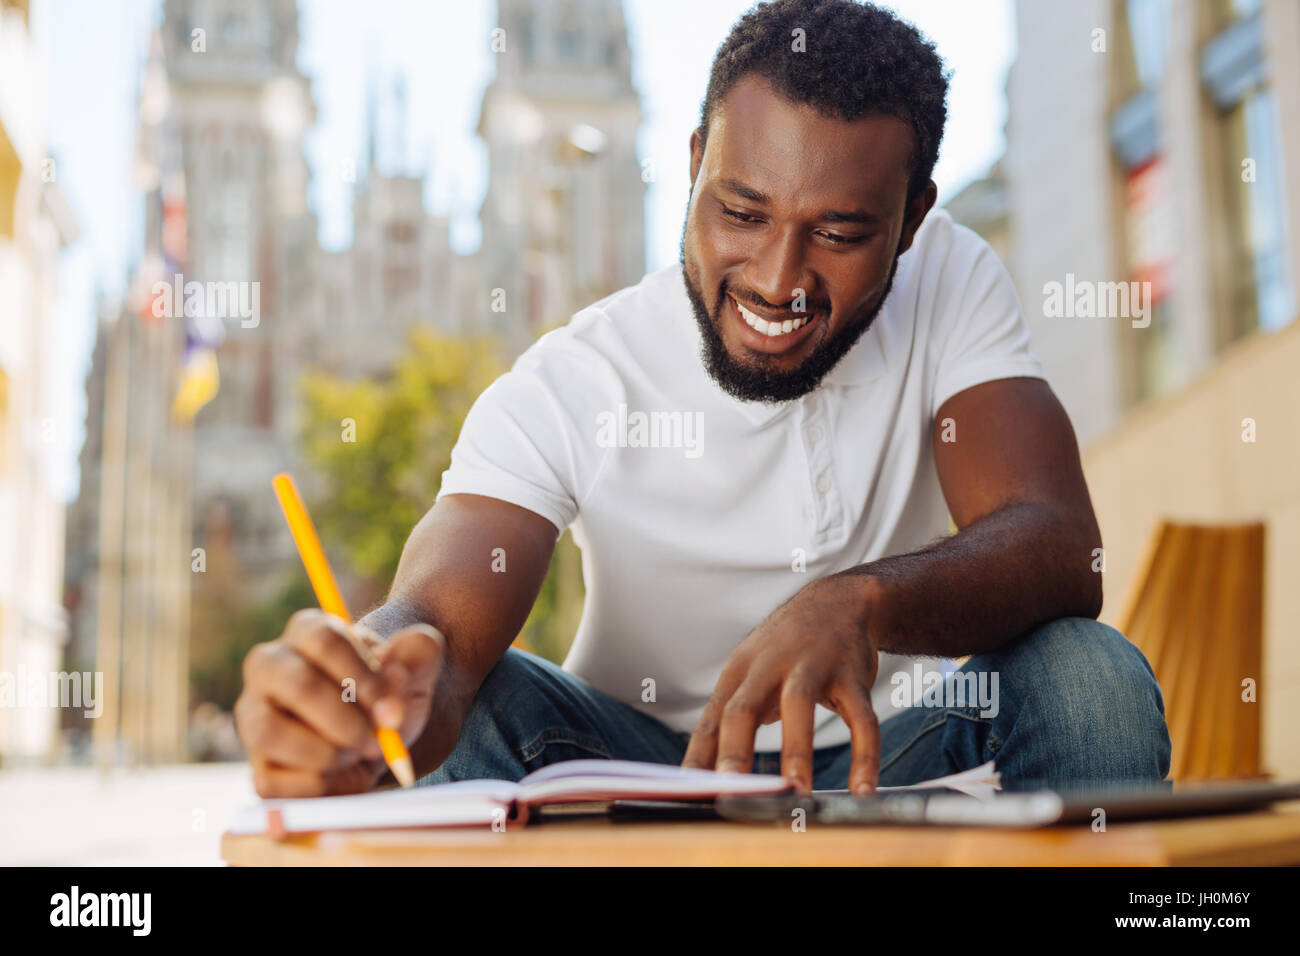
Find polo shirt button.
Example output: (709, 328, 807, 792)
(807, 423, 823, 442)
(815, 472, 830, 494)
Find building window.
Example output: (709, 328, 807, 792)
(1126, 0, 1172, 89)
(1123, 157, 1180, 400)
(1234, 89, 1295, 333)
(1203, 10, 1297, 340)
(1112, 0, 1176, 402)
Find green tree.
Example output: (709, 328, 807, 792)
(297, 327, 583, 663)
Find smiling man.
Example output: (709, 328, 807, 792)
(235, 0, 1171, 798)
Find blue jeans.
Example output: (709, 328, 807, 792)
(421, 616, 1172, 791)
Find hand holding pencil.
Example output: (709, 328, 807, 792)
(231, 473, 447, 798)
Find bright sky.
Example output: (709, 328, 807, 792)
(37, 0, 1014, 502)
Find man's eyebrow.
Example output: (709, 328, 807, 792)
(820, 208, 885, 225)
(717, 178, 769, 203)
(716, 178, 884, 225)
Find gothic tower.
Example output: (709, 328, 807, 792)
(161, 0, 319, 592)
(476, 0, 646, 350)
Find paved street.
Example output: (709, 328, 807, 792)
(0, 762, 257, 866)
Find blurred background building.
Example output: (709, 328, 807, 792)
(476, 0, 645, 348)
(0, 0, 79, 761)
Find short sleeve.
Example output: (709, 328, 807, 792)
(928, 222, 1047, 416)
(435, 327, 620, 535)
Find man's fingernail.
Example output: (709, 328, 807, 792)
(373, 696, 402, 728)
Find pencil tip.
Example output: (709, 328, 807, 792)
(392, 757, 416, 789)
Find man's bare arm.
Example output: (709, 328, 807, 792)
(358, 493, 559, 775)
(846, 376, 1103, 658)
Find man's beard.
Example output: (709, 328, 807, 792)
(680, 238, 900, 404)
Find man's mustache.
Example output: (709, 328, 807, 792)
(719, 284, 832, 316)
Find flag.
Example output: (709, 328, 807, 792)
(171, 285, 226, 424)
(171, 344, 219, 424)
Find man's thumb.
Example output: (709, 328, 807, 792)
(380, 623, 445, 686)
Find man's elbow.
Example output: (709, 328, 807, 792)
(1075, 523, 1105, 619)
(1045, 502, 1104, 619)
(1079, 570, 1104, 620)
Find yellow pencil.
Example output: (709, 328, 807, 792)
(272, 472, 415, 788)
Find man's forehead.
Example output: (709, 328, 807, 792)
(704, 74, 914, 209)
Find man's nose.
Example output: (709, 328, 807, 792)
(743, 226, 811, 309)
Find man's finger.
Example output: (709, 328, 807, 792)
(244, 642, 378, 756)
(714, 676, 770, 775)
(234, 695, 345, 772)
(835, 684, 881, 794)
(778, 673, 817, 792)
(681, 694, 724, 770)
(250, 759, 329, 799)
(250, 758, 378, 799)
(285, 613, 394, 715)
(682, 660, 748, 770)
(375, 624, 447, 732)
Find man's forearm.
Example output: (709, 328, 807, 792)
(841, 501, 1103, 659)
(361, 495, 559, 776)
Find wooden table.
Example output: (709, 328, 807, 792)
(222, 803, 1300, 866)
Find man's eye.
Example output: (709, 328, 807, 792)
(722, 207, 760, 224)
(817, 231, 866, 245)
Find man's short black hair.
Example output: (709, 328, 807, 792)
(697, 0, 949, 201)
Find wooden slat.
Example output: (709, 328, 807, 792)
(1235, 524, 1265, 778)
(1144, 525, 1196, 778)
(1132, 524, 1194, 679)
(1117, 520, 1171, 636)
(1195, 527, 1242, 779)
(1117, 520, 1266, 781)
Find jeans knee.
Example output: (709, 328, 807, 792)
(996, 617, 1171, 781)
(419, 648, 553, 784)
(462, 647, 550, 736)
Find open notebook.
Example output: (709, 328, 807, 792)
(852, 761, 1000, 800)
(230, 759, 1001, 835)
(230, 760, 790, 834)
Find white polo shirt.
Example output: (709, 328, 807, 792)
(436, 208, 1047, 751)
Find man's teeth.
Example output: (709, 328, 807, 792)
(734, 297, 810, 337)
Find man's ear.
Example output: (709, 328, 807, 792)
(897, 180, 938, 255)
(688, 128, 704, 192)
